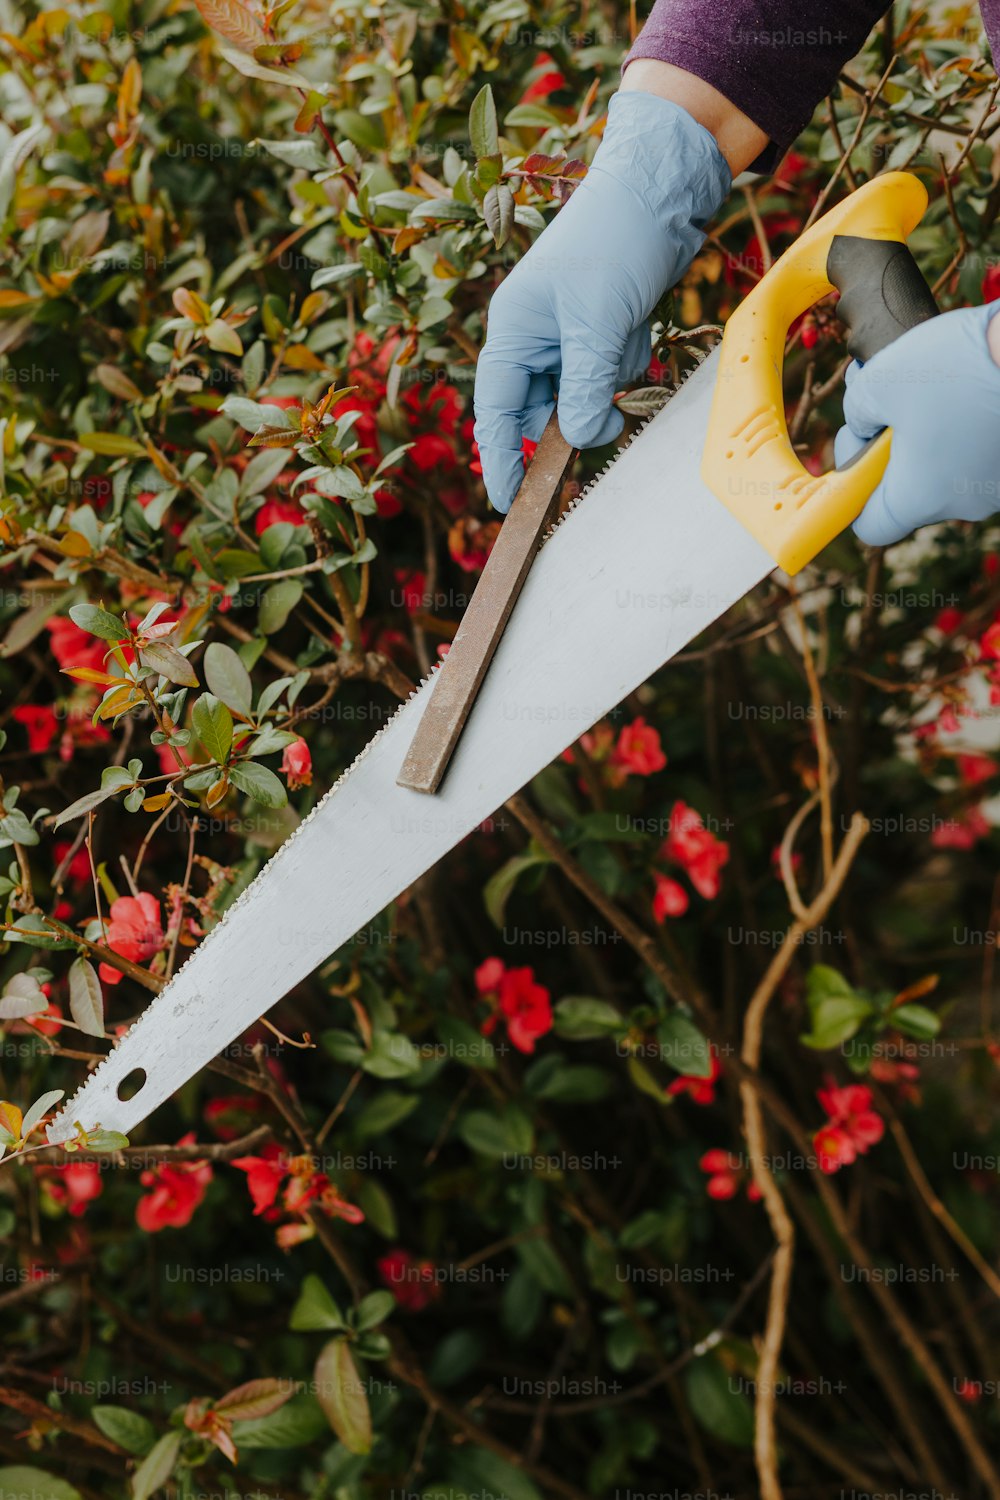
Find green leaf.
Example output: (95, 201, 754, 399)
(255, 137, 328, 171)
(353, 1090, 418, 1139)
(657, 1013, 712, 1077)
(354, 1290, 395, 1331)
(202, 644, 252, 720)
(205, 318, 243, 356)
(3, 915, 75, 950)
(806, 964, 856, 1001)
(363, 1031, 421, 1079)
(504, 103, 560, 128)
(801, 994, 874, 1050)
(0, 971, 49, 1019)
(314, 1339, 372, 1455)
(482, 182, 515, 248)
(891, 1003, 940, 1040)
(69, 603, 125, 642)
(140, 641, 199, 687)
(469, 84, 499, 158)
(0, 807, 38, 846)
(20, 1089, 64, 1139)
(229, 760, 287, 808)
(290, 1274, 346, 1332)
(416, 296, 452, 331)
(83, 1129, 129, 1152)
(483, 852, 549, 927)
(91, 1406, 156, 1456)
(192, 693, 234, 764)
(311, 262, 365, 291)
(435, 1015, 497, 1070)
(528, 1063, 612, 1103)
(448, 1448, 543, 1500)
(333, 109, 386, 150)
(231, 1394, 329, 1449)
(239, 448, 290, 501)
(131, 1430, 181, 1500)
(0, 1469, 81, 1500)
(552, 996, 624, 1041)
(77, 433, 147, 457)
(684, 1355, 754, 1447)
(220, 396, 295, 433)
(459, 1105, 533, 1159)
(68, 957, 105, 1038)
(53, 784, 121, 829)
(259, 578, 304, 634)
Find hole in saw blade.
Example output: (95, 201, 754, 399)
(117, 1067, 147, 1102)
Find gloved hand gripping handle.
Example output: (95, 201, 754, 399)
(702, 172, 939, 573)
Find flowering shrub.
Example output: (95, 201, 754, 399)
(1, 2, 1000, 1497)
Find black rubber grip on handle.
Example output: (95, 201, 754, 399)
(826, 234, 939, 362)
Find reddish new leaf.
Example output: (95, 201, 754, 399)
(216, 1377, 296, 1422)
(192, 0, 267, 53)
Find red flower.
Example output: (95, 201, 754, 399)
(931, 808, 990, 850)
(375, 487, 402, 519)
(869, 1055, 921, 1105)
(476, 958, 552, 1054)
(698, 1149, 761, 1202)
(231, 1148, 363, 1244)
(281, 738, 312, 790)
(660, 801, 730, 900)
(652, 874, 689, 922)
(98, 891, 163, 986)
(666, 1048, 721, 1106)
(402, 380, 462, 436)
(54, 840, 92, 888)
(394, 568, 426, 614)
(520, 53, 566, 102)
(232, 1145, 287, 1215)
(957, 753, 996, 787)
(136, 1135, 212, 1232)
(409, 432, 456, 473)
(39, 1159, 103, 1217)
(255, 498, 306, 535)
(934, 606, 964, 635)
(982, 264, 1000, 303)
(46, 616, 107, 674)
(378, 1248, 440, 1312)
(13, 705, 59, 753)
(980, 621, 1000, 661)
(812, 1080, 884, 1174)
(469, 434, 535, 479)
(956, 1377, 983, 1404)
(57, 707, 111, 763)
(611, 716, 666, 777)
(21, 999, 63, 1037)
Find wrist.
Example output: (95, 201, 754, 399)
(596, 89, 732, 231)
(620, 59, 768, 176)
(989, 303, 1000, 367)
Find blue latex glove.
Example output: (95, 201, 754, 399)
(473, 90, 731, 513)
(835, 301, 1000, 546)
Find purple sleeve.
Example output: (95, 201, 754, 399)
(625, 1, 1000, 172)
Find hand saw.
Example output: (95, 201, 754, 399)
(47, 171, 938, 1145)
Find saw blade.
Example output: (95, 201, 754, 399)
(47, 347, 773, 1145)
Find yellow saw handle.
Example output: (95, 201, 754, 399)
(701, 171, 939, 574)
